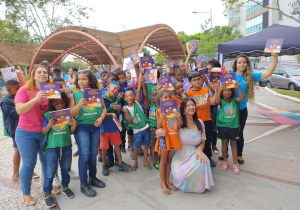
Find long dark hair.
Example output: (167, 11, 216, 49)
(180, 97, 203, 132)
(48, 92, 69, 111)
(74, 70, 99, 89)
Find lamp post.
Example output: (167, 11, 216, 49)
(192, 9, 212, 31)
(122, 24, 126, 31)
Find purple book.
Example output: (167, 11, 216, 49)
(83, 88, 102, 107)
(210, 72, 220, 85)
(160, 100, 178, 118)
(140, 56, 155, 69)
(186, 40, 198, 53)
(264, 38, 284, 53)
(113, 116, 123, 132)
(40, 83, 61, 99)
(166, 60, 180, 68)
(50, 108, 71, 126)
(220, 73, 237, 89)
(157, 76, 174, 91)
(1, 66, 18, 82)
(129, 52, 140, 62)
(194, 55, 204, 67)
(199, 68, 209, 77)
(143, 69, 157, 84)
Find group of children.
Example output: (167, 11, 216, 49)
(1, 58, 245, 207)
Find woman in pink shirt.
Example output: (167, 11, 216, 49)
(15, 65, 49, 206)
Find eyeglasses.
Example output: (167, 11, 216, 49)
(191, 78, 201, 82)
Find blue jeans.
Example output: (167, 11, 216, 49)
(132, 128, 150, 149)
(74, 124, 100, 185)
(43, 146, 71, 195)
(15, 127, 47, 195)
(210, 105, 218, 148)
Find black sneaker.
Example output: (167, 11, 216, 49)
(212, 146, 219, 155)
(62, 187, 75, 199)
(119, 162, 131, 171)
(102, 165, 109, 176)
(106, 161, 114, 168)
(238, 159, 244, 164)
(98, 157, 103, 162)
(73, 150, 79, 157)
(208, 157, 216, 167)
(89, 177, 106, 188)
(218, 155, 229, 161)
(115, 161, 121, 166)
(80, 185, 96, 197)
(44, 195, 56, 208)
(121, 145, 126, 153)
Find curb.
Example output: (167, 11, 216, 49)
(264, 87, 300, 103)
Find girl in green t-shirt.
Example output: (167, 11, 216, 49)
(214, 82, 244, 174)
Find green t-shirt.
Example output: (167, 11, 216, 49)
(217, 97, 240, 129)
(42, 111, 72, 154)
(123, 101, 149, 130)
(73, 90, 103, 124)
(148, 100, 159, 128)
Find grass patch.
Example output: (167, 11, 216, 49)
(270, 88, 300, 99)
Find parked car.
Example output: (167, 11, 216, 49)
(260, 67, 300, 91)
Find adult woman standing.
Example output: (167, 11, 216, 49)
(15, 65, 50, 206)
(213, 52, 278, 163)
(156, 97, 214, 193)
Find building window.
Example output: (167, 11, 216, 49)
(246, 15, 263, 34)
(279, 13, 283, 20)
(246, 0, 263, 16)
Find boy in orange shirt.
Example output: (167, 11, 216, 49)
(185, 71, 216, 167)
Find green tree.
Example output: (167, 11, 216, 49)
(142, 47, 151, 56)
(154, 53, 168, 66)
(220, 0, 300, 25)
(296, 55, 300, 63)
(60, 60, 90, 73)
(198, 25, 242, 60)
(3, 0, 93, 43)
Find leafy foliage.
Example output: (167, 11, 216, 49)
(59, 60, 89, 73)
(142, 47, 151, 56)
(154, 53, 168, 66)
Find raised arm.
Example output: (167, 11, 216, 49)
(135, 73, 144, 106)
(184, 51, 192, 73)
(234, 82, 245, 103)
(215, 84, 224, 105)
(260, 52, 278, 80)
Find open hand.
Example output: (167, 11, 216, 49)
(195, 151, 208, 163)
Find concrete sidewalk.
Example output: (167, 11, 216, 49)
(0, 87, 299, 210)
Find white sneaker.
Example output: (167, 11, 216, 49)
(53, 176, 61, 188)
(69, 170, 79, 179)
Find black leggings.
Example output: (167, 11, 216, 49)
(237, 108, 248, 156)
(203, 120, 213, 158)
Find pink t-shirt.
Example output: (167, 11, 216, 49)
(15, 87, 48, 132)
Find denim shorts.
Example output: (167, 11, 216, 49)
(133, 128, 150, 150)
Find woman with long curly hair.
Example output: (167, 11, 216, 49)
(212, 51, 278, 164)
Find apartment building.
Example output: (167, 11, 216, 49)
(228, 0, 300, 68)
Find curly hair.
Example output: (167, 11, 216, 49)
(220, 88, 236, 99)
(180, 97, 203, 132)
(48, 92, 69, 111)
(74, 70, 99, 89)
(232, 54, 256, 102)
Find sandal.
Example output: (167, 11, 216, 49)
(138, 153, 144, 156)
(131, 166, 138, 171)
(143, 164, 152, 170)
(130, 154, 135, 160)
(233, 164, 240, 174)
(23, 196, 36, 206)
(218, 154, 229, 161)
(221, 161, 228, 171)
(153, 162, 159, 170)
(237, 156, 244, 164)
(168, 184, 178, 192)
(160, 188, 171, 195)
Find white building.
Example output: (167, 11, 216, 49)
(228, 0, 300, 68)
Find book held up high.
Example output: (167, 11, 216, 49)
(143, 69, 157, 84)
(40, 83, 61, 99)
(157, 76, 174, 91)
(1, 66, 19, 82)
(140, 56, 155, 69)
(220, 73, 237, 88)
(264, 38, 284, 53)
(186, 40, 198, 53)
(83, 88, 102, 107)
(210, 72, 220, 85)
(166, 60, 180, 68)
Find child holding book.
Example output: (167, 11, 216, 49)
(185, 71, 216, 167)
(214, 82, 244, 174)
(155, 89, 182, 195)
(172, 67, 190, 93)
(100, 81, 131, 176)
(172, 81, 185, 108)
(69, 70, 107, 197)
(123, 74, 151, 171)
(42, 93, 77, 208)
(0, 80, 21, 181)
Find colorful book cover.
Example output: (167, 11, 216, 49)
(140, 56, 155, 69)
(264, 38, 284, 53)
(157, 76, 174, 91)
(160, 100, 178, 118)
(40, 83, 61, 99)
(166, 60, 180, 68)
(143, 69, 157, 84)
(220, 73, 237, 88)
(113, 116, 123, 132)
(83, 88, 102, 107)
(186, 40, 198, 53)
(128, 52, 140, 63)
(1, 66, 19, 82)
(199, 68, 209, 77)
(194, 55, 204, 67)
(194, 93, 209, 104)
(210, 72, 220, 85)
(49, 108, 71, 126)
